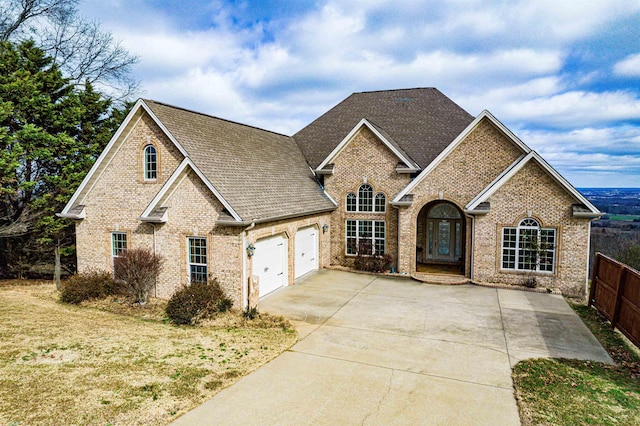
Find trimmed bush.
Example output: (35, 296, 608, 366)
(60, 270, 119, 304)
(352, 239, 393, 273)
(114, 248, 163, 305)
(165, 280, 233, 325)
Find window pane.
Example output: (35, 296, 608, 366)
(346, 193, 356, 212)
(501, 228, 516, 269)
(359, 220, 372, 238)
(188, 237, 207, 283)
(346, 220, 356, 254)
(358, 184, 373, 212)
(144, 145, 157, 180)
(190, 265, 207, 284)
(374, 193, 386, 213)
(112, 232, 127, 257)
(519, 218, 539, 227)
(374, 221, 385, 254)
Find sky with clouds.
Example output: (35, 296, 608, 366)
(78, 0, 640, 188)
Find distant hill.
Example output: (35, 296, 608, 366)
(579, 188, 640, 220)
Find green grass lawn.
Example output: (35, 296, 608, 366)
(603, 214, 640, 221)
(513, 304, 640, 426)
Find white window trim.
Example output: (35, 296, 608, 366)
(501, 219, 556, 273)
(345, 219, 386, 256)
(144, 144, 157, 181)
(187, 236, 208, 284)
(345, 184, 386, 213)
(111, 232, 127, 259)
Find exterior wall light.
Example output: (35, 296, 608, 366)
(322, 223, 329, 233)
(246, 242, 255, 257)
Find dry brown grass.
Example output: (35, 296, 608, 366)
(0, 280, 297, 425)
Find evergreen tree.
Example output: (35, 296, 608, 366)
(0, 40, 123, 277)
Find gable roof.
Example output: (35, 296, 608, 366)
(393, 110, 531, 203)
(61, 99, 335, 223)
(139, 157, 241, 223)
(389, 109, 601, 216)
(294, 88, 474, 169)
(316, 118, 420, 171)
(465, 151, 602, 215)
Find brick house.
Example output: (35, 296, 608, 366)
(59, 88, 602, 306)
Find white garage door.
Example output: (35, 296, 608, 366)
(254, 234, 287, 297)
(295, 226, 318, 279)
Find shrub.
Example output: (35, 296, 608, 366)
(60, 270, 119, 304)
(617, 244, 640, 271)
(113, 248, 163, 305)
(165, 280, 233, 325)
(353, 239, 393, 273)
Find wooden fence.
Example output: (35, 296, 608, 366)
(589, 252, 640, 348)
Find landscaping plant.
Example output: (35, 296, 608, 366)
(59, 269, 119, 304)
(113, 248, 163, 304)
(165, 280, 233, 325)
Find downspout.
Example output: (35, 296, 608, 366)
(586, 220, 592, 296)
(152, 223, 158, 298)
(469, 216, 475, 281)
(391, 204, 401, 273)
(242, 222, 256, 310)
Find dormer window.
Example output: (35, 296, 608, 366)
(346, 184, 386, 213)
(144, 145, 157, 180)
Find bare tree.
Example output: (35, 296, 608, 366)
(0, 0, 138, 100)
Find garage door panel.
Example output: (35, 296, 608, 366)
(295, 226, 318, 279)
(255, 235, 287, 297)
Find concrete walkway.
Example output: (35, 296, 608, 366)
(173, 270, 612, 425)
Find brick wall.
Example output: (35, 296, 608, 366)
(397, 119, 523, 273)
(395, 118, 591, 295)
(76, 114, 184, 274)
(75, 114, 247, 304)
(472, 160, 590, 296)
(76, 111, 332, 307)
(246, 212, 332, 287)
(323, 126, 411, 269)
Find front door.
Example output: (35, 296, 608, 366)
(435, 219, 453, 261)
(427, 218, 462, 262)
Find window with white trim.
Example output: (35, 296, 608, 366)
(346, 192, 356, 211)
(187, 237, 208, 283)
(375, 193, 386, 212)
(358, 184, 373, 212)
(501, 218, 555, 272)
(346, 220, 385, 255)
(111, 232, 127, 259)
(346, 184, 385, 213)
(144, 144, 157, 180)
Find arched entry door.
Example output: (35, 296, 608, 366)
(423, 202, 463, 263)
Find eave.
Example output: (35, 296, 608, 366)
(316, 118, 420, 173)
(215, 206, 336, 226)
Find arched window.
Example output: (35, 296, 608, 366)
(346, 192, 356, 212)
(375, 193, 386, 212)
(501, 217, 555, 272)
(358, 184, 373, 212)
(144, 145, 157, 180)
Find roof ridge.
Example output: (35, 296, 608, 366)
(142, 99, 291, 138)
(352, 87, 438, 95)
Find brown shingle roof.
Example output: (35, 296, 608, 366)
(293, 88, 474, 169)
(144, 100, 335, 222)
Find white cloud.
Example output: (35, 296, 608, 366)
(75, 0, 640, 186)
(500, 91, 640, 128)
(614, 53, 640, 77)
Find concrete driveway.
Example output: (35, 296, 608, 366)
(173, 270, 612, 425)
